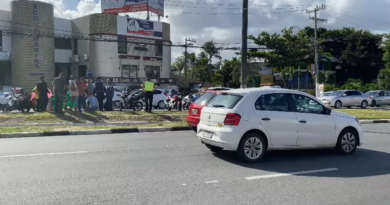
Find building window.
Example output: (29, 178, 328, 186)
(118, 36, 127, 54)
(55, 38, 71, 50)
(155, 40, 163, 56)
(145, 66, 160, 79)
(73, 39, 78, 55)
(122, 65, 137, 78)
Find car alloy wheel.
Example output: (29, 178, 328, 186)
(336, 128, 358, 155)
(361, 101, 368, 109)
(158, 101, 165, 109)
(335, 101, 342, 109)
(341, 133, 356, 153)
(238, 133, 266, 162)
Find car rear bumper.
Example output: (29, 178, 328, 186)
(197, 123, 243, 150)
(187, 115, 200, 127)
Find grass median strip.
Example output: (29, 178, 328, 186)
(0, 111, 186, 125)
(337, 109, 390, 120)
(0, 121, 190, 134)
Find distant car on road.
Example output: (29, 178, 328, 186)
(317, 90, 371, 109)
(197, 88, 363, 162)
(363, 90, 390, 107)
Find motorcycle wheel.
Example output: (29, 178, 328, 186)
(133, 102, 143, 111)
(119, 102, 123, 112)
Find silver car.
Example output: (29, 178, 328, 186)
(317, 90, 371, 109)
(364, 90, 390, 107)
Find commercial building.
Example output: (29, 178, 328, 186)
(0, 0, 173, 90)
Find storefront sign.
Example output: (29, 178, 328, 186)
(117, 16, 163, 39)
(33, 4, 39, 69)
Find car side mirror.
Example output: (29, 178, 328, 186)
(323, 107, 332, 115)
(342, 94, 347, 97)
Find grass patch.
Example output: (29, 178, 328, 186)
(0, 111, 186, 125)
(0, 121, 190, 134)
(337, 109, 390, 119)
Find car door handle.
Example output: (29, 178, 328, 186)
(299, 120, 306, 123)
(261, 118, 270, 121)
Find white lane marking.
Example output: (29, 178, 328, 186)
(245, 168, 339, 180)
(205, 180, 218, 184)
(0, 151, 89, 158)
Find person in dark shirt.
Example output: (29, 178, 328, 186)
(93, 77, 106, 111)
(104, 79, 114, 111)
(52, 73, 67, 114)
(37, 76, 48, 112)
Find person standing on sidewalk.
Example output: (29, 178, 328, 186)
(37, 76, 48, 111)
(87, 78, 94, 96)
(78, 80, 87, 112)
(141, 78, 156, 113)
(32, 81, 41, 112)
(52, 73, 66, 114)
(94, 77, 106, 111)
(104, 79, 114, 111)
(69, 75, 79, 112)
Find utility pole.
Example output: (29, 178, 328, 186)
(241, 0, 248, 88)
(307, 4, 326, 97)
(184, 38, 196, 78)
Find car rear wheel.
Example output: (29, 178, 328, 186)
(335, 100, 342, 109)
(205, 144, 223, 152)
(158, 101, 165, 109)
(361, 100, 368, 109)
(237, 133, 266, 163)
(336, 128, 358, 155)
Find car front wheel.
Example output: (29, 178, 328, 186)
(237, 133, 266, 163)
(361, 100, 368, 109)
(334, 100, 342, 109)
(336, 128, 358, 155)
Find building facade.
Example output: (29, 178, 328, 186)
(0, 0, 172, 90)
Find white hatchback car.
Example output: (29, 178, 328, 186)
(197, 88, 364, 162)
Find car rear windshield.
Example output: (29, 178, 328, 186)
(206, 94, 243, 109)
(193, 92, 216, 106)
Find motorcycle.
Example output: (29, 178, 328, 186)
(119, 89, 143, 111)
(165, 93, 182, 111)
(6, 88, 32, 112)
(182, 92, 198, 111)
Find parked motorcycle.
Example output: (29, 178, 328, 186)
(119, 89, 143, 111)
(182, 92, 198, 111)
(165, 93, 182, 111)
(6, 88, 32, 112)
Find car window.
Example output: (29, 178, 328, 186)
(348, 91, 362, 96)
(206, 94, 243, 109)
(385, 91, 390, 96)
(255, 93, 290, 112)
(378, 91, 385, 96)
(194, 92, 216, 106)
(153, 90, 162, 95)
(291, 94, 325, 114)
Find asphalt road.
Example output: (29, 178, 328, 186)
(1, 124, 390, 205)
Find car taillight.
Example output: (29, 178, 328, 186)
(117, 94, 121, 97)
(224, 113, 241, 126)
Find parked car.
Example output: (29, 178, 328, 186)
(197, 88, 363, 162)
(130, 89, 168, 109)
(187, 87, 232, 132)
(363, 90, 390, 107)
(316, 90, 371, 109)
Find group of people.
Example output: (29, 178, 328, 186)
(30, 73, 115, 114)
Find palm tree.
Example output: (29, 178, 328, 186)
(201, 41, 222, 64)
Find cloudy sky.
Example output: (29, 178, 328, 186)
(1, 0, 389, 63)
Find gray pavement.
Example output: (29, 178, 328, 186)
(0, 124, 390, 205)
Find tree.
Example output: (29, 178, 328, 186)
(248, 28, 313, 88)
(201, 41, 222, 64)
(378, 34, 390, 89)
(171, 56, 185, 76)
(320, 27, 384, 83)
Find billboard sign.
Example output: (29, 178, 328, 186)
(148, 0, 164, 16)
(102, 0, 164, 16)
(117, 16, 163, 39)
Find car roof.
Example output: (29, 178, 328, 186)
(207, 87, 232, 91)
(221, 87, 291, 94)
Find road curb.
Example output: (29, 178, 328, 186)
(360, 119, 390, 124)
(0, 127, 193, 139)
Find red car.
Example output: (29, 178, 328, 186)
(187, 87, 232, 132)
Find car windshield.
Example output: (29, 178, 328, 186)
(207, 93, 243, 109)
(327, 91, 344, 96)
(364, 91, 378, 96)
(194, 92, 216, 106)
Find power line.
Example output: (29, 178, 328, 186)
(327, 5, 390, 26)
(321, 14, 390, 32)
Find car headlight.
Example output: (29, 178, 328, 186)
(354, 118, 361, 126)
